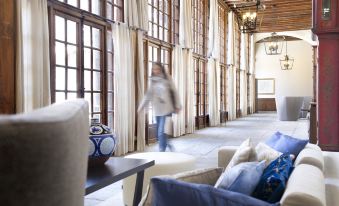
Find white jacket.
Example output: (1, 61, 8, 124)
(139, 76, 181, 116)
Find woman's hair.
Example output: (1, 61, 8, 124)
(152, 62, 168, 79)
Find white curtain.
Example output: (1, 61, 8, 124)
(240, 33, 248, 116)
(125, 0, 148, 31)
(112, 24, 136, 155)
(227, 66, 237, 120)
(172, 47, 195, 135)
(16, 0, 50, 113)
(131, 30, 146, 151)
(172, 46, 185, 137)
(249, 34, 256, 113)
(208, 59, 221, 126)
(185, 50, 195, 133)
(179, 0, 193, 48)
(226, 11, 237, 120)
(207, 0, 219, 58)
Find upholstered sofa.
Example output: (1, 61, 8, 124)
(140, 143, 339, 206)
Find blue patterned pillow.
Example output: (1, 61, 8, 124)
(215, 161, 266, 195)
(151, 177, 280, 206)
(265, 131, 308, 156)
(252, 154, 294, 203)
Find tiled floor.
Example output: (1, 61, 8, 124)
(85, 112, 309, 206)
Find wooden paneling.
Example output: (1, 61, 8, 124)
(0, 0, 15, 114)
(224, 0, 312, 33)
(257, 98, 276, 111)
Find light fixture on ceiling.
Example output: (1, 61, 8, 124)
(280, 40, 294, 70)
(241, 10, 257, 33)
(264, 32, 284, 55)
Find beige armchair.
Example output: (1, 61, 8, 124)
(0, 100, 89, 206)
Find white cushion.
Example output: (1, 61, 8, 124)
(294, 148, 324, 171)
(226, 138, 252, 169)
(255, 142, 282, 167)
(281, 164, 326, 206)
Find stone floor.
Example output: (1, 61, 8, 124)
(85, 112, 309, 206)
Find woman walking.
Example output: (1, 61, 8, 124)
(138, 62, 181, 152)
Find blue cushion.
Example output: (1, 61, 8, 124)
(252, 154, 294, 203)
(216, 161, 266, 195)
(265, 131, 308, 156)
(151, 177, 279, 206)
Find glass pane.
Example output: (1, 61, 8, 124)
(84, 70, 91, 91)
(93, 114, 101, 120)
(55, 16, 65, 41)
(92, 0, 101, 15)
(153, 10, 158, 24)
(153, 47, 158, 61)
(83, 25, 91, 47)
(67, 20, 77, 44)
(159, 27, 163, 40)
(93, 71, 101, 91)
(67, 92, 77, 100)
(164, 15, 169, 29)
(55, 67, 65, 90)
(56, 92, 65, 102)
(55, 42, 65, 66)
(84, 92, 92, 112)
(84, 48, 91, 69)
(107, 31, 113, 52)
(108, 73, 113, 90)
(159, 12, 163, 26)
(108, 113, 113, 128)
(67, 45, 77, 67)
(93, 50, 101, 70)
(92, 28, 101, 49)
(108, 93, 113, 110)
(106, 3, 112, 20)
(67, 69, 77, 90)
(80, 0, 89, 11)
(107, 53, 113, 71)
(93, 93, 101, 112)
(67, 0, 77, 7)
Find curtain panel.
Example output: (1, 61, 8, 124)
(112, 24, 136, 155)
(16, 0, 51, 113)
(125, 0, 148, 31)
(207, 0, 220, 58)
(208, 59, 221, 126)
(179, 0, 193, 48)
(172, 46, 195, 136)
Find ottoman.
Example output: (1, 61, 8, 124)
(122, 152, 196, 206)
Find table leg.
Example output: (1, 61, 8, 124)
(133, 170, 145, 206)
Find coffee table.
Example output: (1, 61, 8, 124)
(86, 157, 155, 206)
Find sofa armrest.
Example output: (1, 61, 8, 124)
(218, 146, 238, 168)
(139, 167, 223, 206)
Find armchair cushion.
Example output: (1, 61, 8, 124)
(151, 177, 279, 206)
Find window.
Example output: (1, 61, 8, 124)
(193, 57, 208, 128)
(147, 0, 179, 43)
(192, 0, 207, 56)
(57, 0, 102, 16)
(234, 19, 241, 117)
(49, 1, 115, 125)
(106, 0, 124, 22)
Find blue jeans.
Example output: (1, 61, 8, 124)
(156, 115, 167, 152)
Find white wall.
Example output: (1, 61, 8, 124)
(255, 40, 313, 98)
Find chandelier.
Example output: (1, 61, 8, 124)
(264, 32, 284, 55)
(280, 40, 294, 70)
(241, 11, 257, 33)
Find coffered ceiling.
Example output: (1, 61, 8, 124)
(223, 0, 312, 33)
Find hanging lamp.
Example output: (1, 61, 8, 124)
(280, 39, 294, 70)
(264, 32, 284, 55)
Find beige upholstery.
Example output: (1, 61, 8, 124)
(218, 146, 238, 168)
(139, 167, 223, 206)
(281, 164, 326, 206)
(0, 100, 89, 206)
(294, 148, 324, 171)
(123, 152, 196, 206)
(323, 152, 339, 206)
(305, 143, 322, 151)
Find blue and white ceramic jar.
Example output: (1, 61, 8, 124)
(88, 118, 117, 166)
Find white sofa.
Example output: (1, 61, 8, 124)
(218, 144, 339, 206)
(140, 144, 339, 206)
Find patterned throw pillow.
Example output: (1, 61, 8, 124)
(215, 161, 266, 195)
(252, 154, 294, 203)
(265, 131, 308, 156)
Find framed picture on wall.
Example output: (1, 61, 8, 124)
(257, 78, 275, 94)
